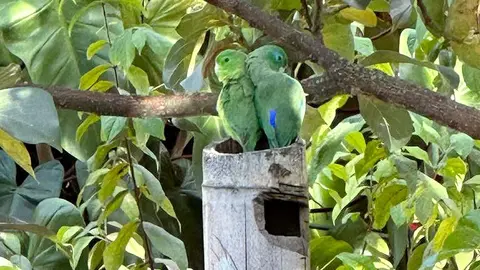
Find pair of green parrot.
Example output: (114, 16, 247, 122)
(214, 45, 306, 152)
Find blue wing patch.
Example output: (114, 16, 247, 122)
(269, 109, 277, 128)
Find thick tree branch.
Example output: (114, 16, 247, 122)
(204, 0, 480, 139)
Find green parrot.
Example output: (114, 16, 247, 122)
(246, 45, 306, 148)
(214, 49, 261, 152)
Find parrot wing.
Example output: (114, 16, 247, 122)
(254, 72, 306, 148)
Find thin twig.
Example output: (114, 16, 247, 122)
(300, 0, 313, 30)
(370, 27, 392, 40)
(102, 5, 155, 269)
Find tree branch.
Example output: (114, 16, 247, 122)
(17, 74, 338, 118)
(204, 0, 480, 139)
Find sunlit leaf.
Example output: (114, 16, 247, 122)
(0, 129, 34, 177)
(103, 220, 139, 270)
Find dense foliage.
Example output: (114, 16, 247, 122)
(1, 0, 480, 269)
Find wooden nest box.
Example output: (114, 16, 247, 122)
(202, 139, 310, 270)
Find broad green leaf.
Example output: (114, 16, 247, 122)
(367, 0, 389, 12)
(322, 15, 355, 61)
(98, 163, 129, 202)
(100, 116, 127, 142)
(387, 221, 408, 267)
(90, 80, 115, 92)
(0, 87, 61, 151)
(390, 0, 414, 31)
(373, 181, 408, 229)
(0, 129, 34, 177)
(344, 0, 373, 9)
(450, 133, 474, 158)
(86, 40, 108, 60)
(10, 255, 31, 270)
(28, 198, 85, 270)
(360, 50, 459, 89)
(131, 26, 174, 57)
(87, 141, 120, 171)
(76, 114, 100, 143)
(417, 0, 447, 37)
(328, 164, 349, 181)
(365, 232, 389, 256)
(109, 29, 136, 72)
(308, 115, 365, 184)
(88, 241, 105, 270)
(71, 236, 94, 270)
(344, 131, 366, 153)
(310, 236, 353, 270)
(0, 233, 21, 257)
(144, 0, 192, 38)
(339, 8, 377, 27)
(103, 220, 139, 270)
(143, 222, 188, 270)
(126, 65, 149, 95)
(98, 189, 129, 225)
(0, 153, 63, 222)
(0, 64, 22, 89)
(318, 95, 349, 126)
(154, 258, 181, 270)
(336, 252, 376, 270)
(133, 164, 178, 223)
(354, 140, 387, 178)
(354, 36, 375, 56)
(432, 216, 457, 251)
(0, 0, 122, 161)
(79, 64, 111, 90)
(403, 146, 431, 165)
(300, 105, 325, 141)
(358, 95, 413, 152)
(132, 117, 166, 145)
(407, 243, 426, 270)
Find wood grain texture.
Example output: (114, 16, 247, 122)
(202, 140, 309, 269)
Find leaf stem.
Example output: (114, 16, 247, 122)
(101, 4, 155, 269)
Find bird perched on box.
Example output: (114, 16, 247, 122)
(246, 45, 306, 148)
(214, 49, 261, 152)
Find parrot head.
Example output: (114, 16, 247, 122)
(247, 45, 288, 72)
(214, 49, 248, 83)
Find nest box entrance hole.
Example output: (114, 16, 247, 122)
(262, 197, 301, 237)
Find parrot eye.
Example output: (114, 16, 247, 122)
(224, 57, 230, 63)
(276, 55, 283, 62)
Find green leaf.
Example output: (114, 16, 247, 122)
(0, 233, 21, 257)
(143, 222, 188, 270)
(109, 29, 135, 72)
(28, 198, 85, 270)
(407, 243, 426, 270)
(336, 252, 377, 270)
(86, 40, 108, 60)
(10, 255, 31, 270)
(76, 114, 100, 143)
(144, 0, 192, 38)
(300, 105, 325, 141)
(367, 0, 389, 12)
(126, 65, 149, 95)
(0, 87, 61, 151)
(360, 50, 459, 89)
(450, 133, 474, 158)
(98, 163, 129, 202)
(344, 131, 366, 153)
(103, 220, 139, 270)
(88, 241, 105, 270)
(344, 0, 373, 9)
(132, 117, 165, 145)
(0, 129, 34, 177)
(71, 236, 94, 270)
(373, 181, 408, 229)
(0, 0, 121, 160)
(79, 64, 112, 90)
(365, 232, 389, 256)
(359, 95, 413, 152)
(0, 64, 22, 89)
(131, 26, 174, 57)
(354, 36, 375, 56)
(310, 236, 353, 270)
(417, 0, 447, 37)
(403, 146, 431, 165)
(432, 216, 457, 251)
(100, 116, 127, 142)
(98, 189, 129, 225)
(354, 140, 387, 178)
(90, 80, 115, 92)
(0, 154, 63, 222)
(339, 7, 377, 27)
(322, 15, 355, 61)
(318, 95, 349, 126)
(389, 0, 414, 31)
